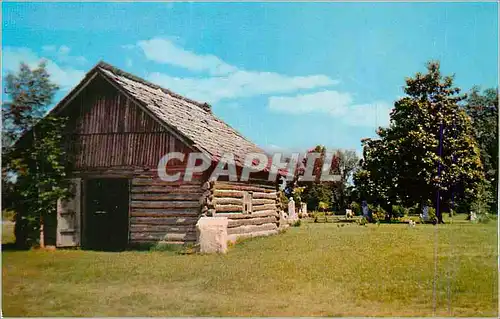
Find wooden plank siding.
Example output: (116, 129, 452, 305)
(62, 75, 191, 169)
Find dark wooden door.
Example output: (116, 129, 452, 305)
(84, 178, 129, 251)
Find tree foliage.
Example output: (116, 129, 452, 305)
(464, 87, 498, 214)
(2, 62, 71, 248)
(293, 145, 359, 212)
(354, 61, 484, 223)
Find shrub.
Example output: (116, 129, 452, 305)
(477, 213, 491, 224)
(350, 201, 361, 215)
(368, 204, 387, 223)
(392, 205, 408, 218)
(357, 217, 368, 226)
(279, 191, 289, 207)
(407, 204, 420, 216)
(292, 219, 301, 227)
(318, 201, 329, 212)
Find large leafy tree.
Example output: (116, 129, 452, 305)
(2, 62, 71, 248)
(354, 61, 484, 223)
(330, 149, 359, 211)
(296, 145, 333, 210)
(295, 146, 359, 212)
(464, 87, 498, 213)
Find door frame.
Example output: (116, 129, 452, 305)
(81, 176, 131, 249)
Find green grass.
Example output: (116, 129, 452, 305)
(2, 218, 498, 316)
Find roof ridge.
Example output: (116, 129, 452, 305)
(96, 61, 212, 112)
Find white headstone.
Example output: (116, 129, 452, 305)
(301, 203, 308, 218)
(288, 198, 298, 222)
(345, 209, 353, 218)
(470, 211, 477, 222)
(279, 210, 289, 230)
(196, 217, 229, 254)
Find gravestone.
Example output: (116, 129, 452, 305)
(196, 217, 229, 254)
(298, 202, 308, 218)
(421, 205, 429, 222)
(346, 209, 354, 218)
(288, 198, 298, 222)
(362, 200, 369, 218)
(470, 211, 477, 222)
(279, 210, 289, 230)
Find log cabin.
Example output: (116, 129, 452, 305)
(35, 61, 281, 250)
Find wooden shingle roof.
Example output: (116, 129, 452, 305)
(94, 62, 266, 167)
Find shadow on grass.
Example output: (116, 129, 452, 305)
(1, 243, 28, 251)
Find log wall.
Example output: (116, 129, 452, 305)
(129, 169, 203, 244)
(211, 181, 279, 242)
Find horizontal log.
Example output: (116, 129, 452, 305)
(214, 182, 275, 193)
(130, 225, 197, 233)
(215, 210, 278, 219)
(252, 199, 275, 205)
(214, 204, 242, 212)
(228, 216, 277, 228)
(134, 167, 203, 175)
(129, 239, 194, 245)
(228, 229, 278, 243)
(215, 198, 243, 205)
(131, 201, 200, 209)
(131, 209, 200, 218)
(131, 217, 199, 225)
(131, 185, 202, 193)
(252, 192, 277, 199)
(132, 179, 202, 186)
(131, 193, 201, 201)
(252, 204, 276, 212)
(213, 190, 244, 198)
(227, 223, 278, 235)
(130, 232, 197, 241)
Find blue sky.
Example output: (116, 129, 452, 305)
(2, 2, 498, 154)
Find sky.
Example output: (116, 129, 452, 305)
(2, 2, 498, 155)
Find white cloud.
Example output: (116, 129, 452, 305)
(41, 44, 88, 65)
(344, 101, 392, 128)
(3, 47, 85, 89)
(148, 70, 336, 104)
(137, 37, 237, 76)
(268, 90, 353, 115)
(128, 37, 338, 103)
(268, 90, 392, 128)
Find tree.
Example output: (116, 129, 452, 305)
(295, 146, 358, 212)
(293, 145, 330, 210)
(330, 149, 359, 211)
(2, 62, 71, 248)
(354, 61, 484, 223)
(464, 87, 498, 214)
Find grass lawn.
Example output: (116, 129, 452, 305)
(2, 217, 498, 317)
